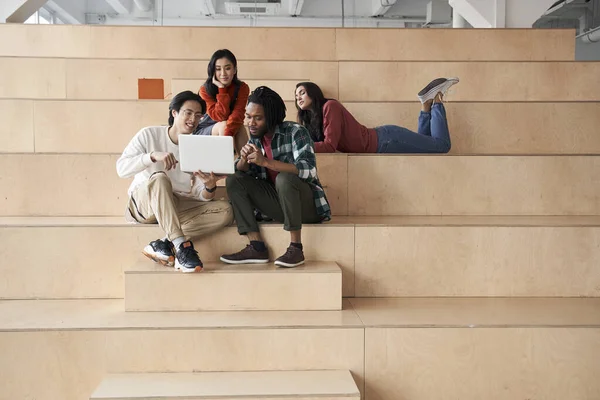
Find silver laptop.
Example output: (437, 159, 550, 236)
(178, 135, 235, 175)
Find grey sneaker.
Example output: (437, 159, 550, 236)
(417, 77, 459, 104)
(220, 245, 270, 264)
(274, 246, 305, 268)
(142, 239, 175, 266)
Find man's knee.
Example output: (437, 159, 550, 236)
(226, 171, 248, 192)
(147, 172, 172, 191)
(275, 172, 300, 192)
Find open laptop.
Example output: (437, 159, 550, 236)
(178, 135, 235, 175)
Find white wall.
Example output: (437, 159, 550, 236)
(505, 0, 556, 28)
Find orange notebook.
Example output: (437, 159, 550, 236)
(138, 78, 164, 99)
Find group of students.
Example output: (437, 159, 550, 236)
(117, 49, 459, 273)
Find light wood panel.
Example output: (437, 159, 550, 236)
(31, 100, 295, 153)
(91, 371, 360, 400)
(0, 25, 337, 60)
(34, 100, 167, 153)
(0, 100, 34, 152)
(365, 328, 600, 400)
(0, 58, 66, 99)
(354, 226, 600, 297)
(0, 153, 346, 216)
(343, 102, 600, 155)
(124, 261, 342, 311)
(0, 224, 355, 298)
(0, 328, 363, 400)
(339, 62, 600, 101)
(335, 28, 575, 61)
(66, 59, 338, 100)
(172, 78, 305, 101)
(347, 155, 600, 215)
(0, 154, 129, 216)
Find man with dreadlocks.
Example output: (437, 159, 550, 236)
(220, 86, 331, 268)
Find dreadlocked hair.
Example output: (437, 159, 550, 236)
(248, 86, 287, 133)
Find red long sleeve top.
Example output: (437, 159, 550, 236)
(199, 81, 250, 137)
(315, 99, 378, 153)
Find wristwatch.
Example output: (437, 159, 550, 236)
(205, 185, 217, 193)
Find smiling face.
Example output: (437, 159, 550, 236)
(295, 85, 313, 110)
(214, 57, 236, 87)
(245, 102, 268, 138)
(171, 100, 204, 135)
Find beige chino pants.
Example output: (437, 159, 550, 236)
(127, 172, 233, 241)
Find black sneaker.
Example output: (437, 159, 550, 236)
(142, 239, 175, 266)
(175, 241, 203, 273)
(274, 245, 305, 268)
(220, 244, 270, 264)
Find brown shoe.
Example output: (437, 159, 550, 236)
(274, 246, 305, 268)
(220, 244, 270, 264)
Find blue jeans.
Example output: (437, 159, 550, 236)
(375, 103, 451, 153)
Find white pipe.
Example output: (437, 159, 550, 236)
(579, 26, 600, 44)
(133, 0, 152, 12)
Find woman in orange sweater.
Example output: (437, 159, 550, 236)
(295, 78, 458, 153)
(198, 49, 250, 152)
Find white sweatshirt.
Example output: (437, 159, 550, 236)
(116, 126, 210, 201)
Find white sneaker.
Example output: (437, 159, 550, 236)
(417, 77, 459, 104)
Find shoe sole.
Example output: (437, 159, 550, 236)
(142, 250, 174, 267)
(274, 259, 305, 268)
(175, 262, 203, 273)
(418, 77, 459, 103)
(219, 256, 270, 265)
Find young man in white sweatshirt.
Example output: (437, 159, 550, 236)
(117, 90, 233, 272)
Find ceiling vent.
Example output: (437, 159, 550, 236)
(225, 1, 281, 15)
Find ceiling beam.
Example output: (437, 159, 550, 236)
(45, 0, 85, 24)
(289, 0, 305, 16)
(105, 0, 131, 14)
(1, 0, 47, 23)
(371, 0, 398, 16)
(199, 0, 216, 16)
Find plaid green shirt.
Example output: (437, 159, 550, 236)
(236, 121, 331, 221)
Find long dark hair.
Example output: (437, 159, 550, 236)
(168, 91, 205, 127)
(295, 82, 329, 142)
(203, 49, 242, 99)
(248, 86, 287, 134)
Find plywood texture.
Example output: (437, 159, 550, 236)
(124, 261, 342, 311)
(34, 100, 167, 153)
(0, 58, 66, 99)
(347, 155, 600, 215)
(335, 28, 575, 61)
(65, 59, 338, 100)
(172, 78, 306, 101)
(0, 100, 34, 152)
(354, 226, 600, 297)
(343, 102, 600, 155)
(0, 328, 364, 400)
(0, 25, 337, 60)
(0, 224, 355, 299)
(339, 62, 600, 101)
(0, 154, 129, 216)
(365, 328, 600, 400)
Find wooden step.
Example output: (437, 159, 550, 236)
(124, 261, 342, 311)
(171, 78, 305, 101)
(0, 299, 364, 400)
(91, 370, 360, 400)
(0, 25, 575, 61)
(339, 61, 600, 101)
(2, 216, 599, 300)
(6, 100, 600, 155)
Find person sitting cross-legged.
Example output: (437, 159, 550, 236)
(220, 86, 331, 268)
(116, 90, 234, 272)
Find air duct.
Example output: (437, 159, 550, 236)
(133, 0, 152, 12)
